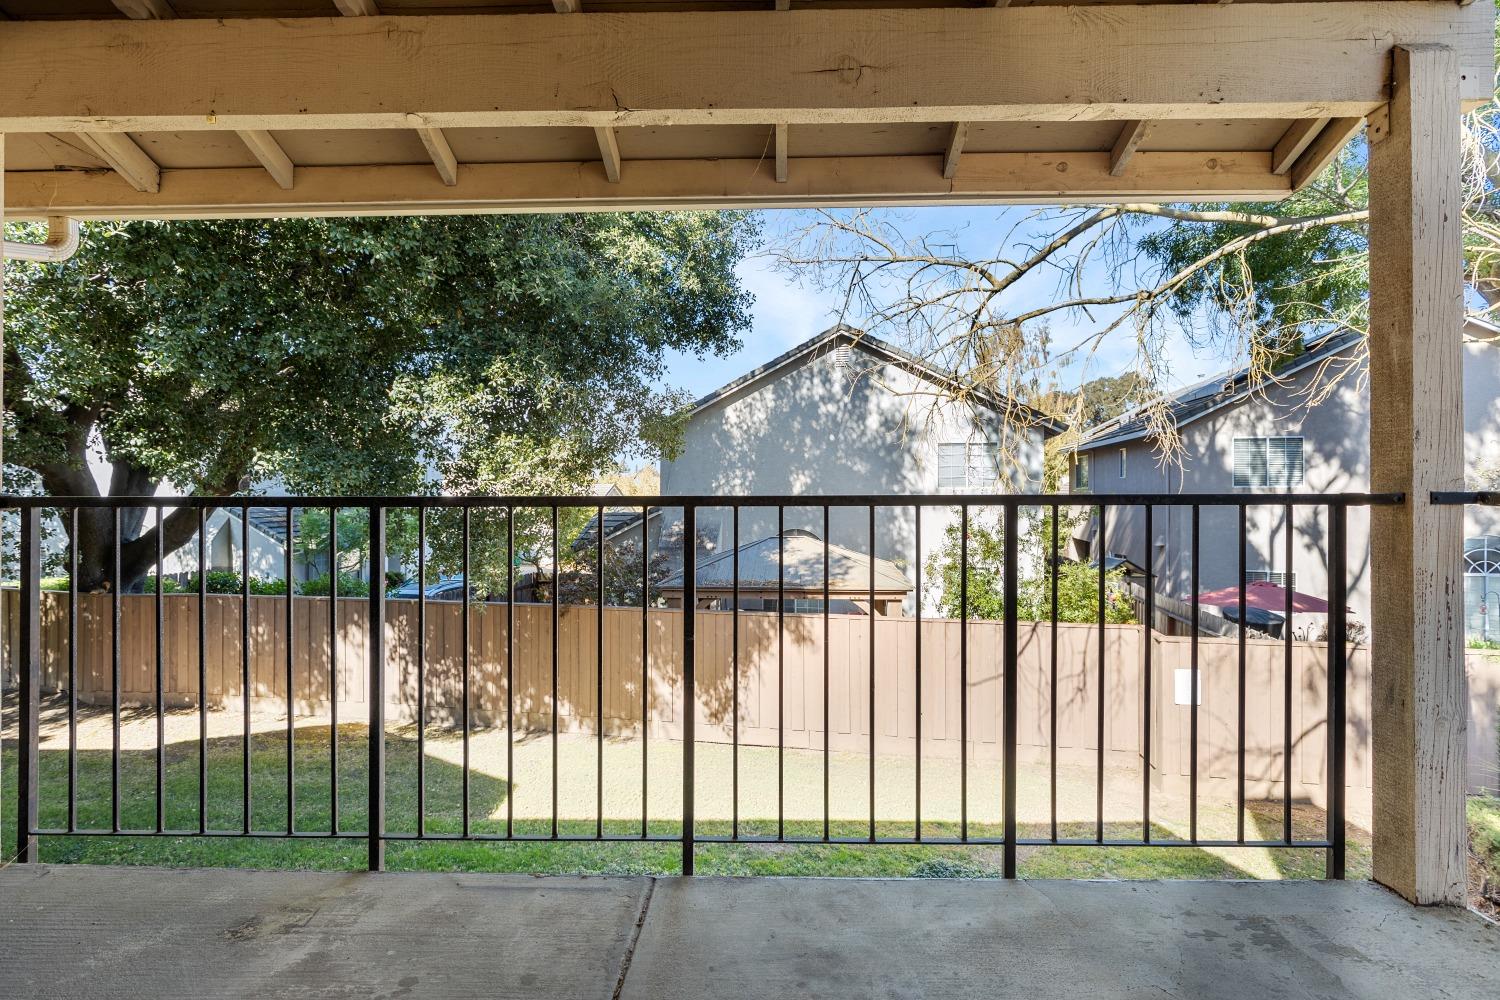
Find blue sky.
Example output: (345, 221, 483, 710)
(662, 207, 1234, 403)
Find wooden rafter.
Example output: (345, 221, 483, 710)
(236, 130, 295, 190)
(942, 122, 968, 180)
(1, 6, 1490, 134)
(1271, 117, 1332, 175)
(5, 151, 1289, 220)
(74, 133, 160, 194)
(774, 124, 789, 184)
(552, 0, 582, 11)
(594, 127, 622, 183)
(414, 126, 459, 186)
(333, 0, 381, 14)
(1289, 116, 1365, 188)
(109, 0, 175, 18)
(1108, 121, 1149, 177)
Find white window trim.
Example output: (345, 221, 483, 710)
(1232, 435, 1306, 489)
(937, 440, 1000, 492)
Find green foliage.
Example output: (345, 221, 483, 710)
(2, 213, 757, 590)
(925, 511, 1136, 624)
(297, 572, 370, 598)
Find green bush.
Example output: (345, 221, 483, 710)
(298, 572, 370, 597)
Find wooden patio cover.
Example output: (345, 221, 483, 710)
(0, 1, 1492, 218)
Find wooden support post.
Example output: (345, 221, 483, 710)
(1367, 43, 1467, 906)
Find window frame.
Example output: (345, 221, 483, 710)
(1232, 435, 1306, 489)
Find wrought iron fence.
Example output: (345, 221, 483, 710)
(5, 491, 1403, 877)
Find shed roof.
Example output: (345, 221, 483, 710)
(0, 3, 1490, 219)
(659, 529, 912, 595)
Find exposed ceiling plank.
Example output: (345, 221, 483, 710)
(1289, 116, 1365, 189)
(109, 0, 175, 18)
(774, 124, 788, 183)
(333, 0, 381, 14)
(943, 122, 968, 180)
(74, 132, 160, 193)
(1271, 116, 1331, 175)
(6, 151, 1289, 220)
(594, 127, 622, 183)
(1108, 120, 1149, 176)
(414, 126, 459, 186)
(236, 129, 295, 190)
(0, 5, 1489, 134)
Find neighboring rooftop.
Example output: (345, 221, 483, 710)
(659, 528, 912, 596)
(1078, 330, 1363, 451)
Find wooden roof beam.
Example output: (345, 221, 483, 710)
(774, 124, 788, 183)
(5, 151, 1290, 220)
(552, 0, 582, 11)
(414, 125, 459, 186)
(1109, 120, 1150, 176)
(109, 0, 175, 17)
(1289, 116, 1365, 188)
(75, 132, 160, 193)
(942, 122, 967, 180)
(594, 127, 622, 183)
(2, 5, 1490, 133)
(333, 0, 381, 14)
(1271, 116, 1332, 175)
(236, 129, 295, 190)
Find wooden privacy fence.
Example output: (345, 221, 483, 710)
(4, 592, 1498, 809)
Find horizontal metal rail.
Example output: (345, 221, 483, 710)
(1432, 490, 1499, 505)
(5, 491, 1391, 876)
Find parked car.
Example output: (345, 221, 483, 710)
(387, 575, 506, 603)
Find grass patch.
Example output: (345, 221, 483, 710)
(2, 723, 1367, 881)
(1469, 795, 1500, 917)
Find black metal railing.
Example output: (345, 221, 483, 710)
(4, 491, 1402, 877)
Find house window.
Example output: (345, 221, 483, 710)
(1233, 436, 1305, 489)
(1118, 447, 1127, 479)
(1072, 453, 1091, 492)
(1465, 535, 1500, 642)
(1246, 570, 1297, 589)
(938, 442, 999, 490)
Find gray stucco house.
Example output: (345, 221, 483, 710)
(639, 324, 1061, 614)
(1069, 318, 1500, 640)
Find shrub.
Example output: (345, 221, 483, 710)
(298, 572, 370, 597)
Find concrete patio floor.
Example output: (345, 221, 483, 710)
(0, 865, 1496, 1000)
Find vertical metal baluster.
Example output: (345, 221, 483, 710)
(731, 505, 740, 841)
(1190, 505, 1200, 843)
(1002, 503, 1018, 878)
(550, 505, 558, 839)
(368, 505, 386, 872)
(112, 506, 121, 834)
(198, 507, 208, 835)
(777, 506, 785, 841)
(68, 507, 78, 833)
(417, 506, 427, 839)
(682, 504, 696, 874)
(637, 506, 646, 839)
(914, 505, 922, 843)
(596, 503, 605, 840)
(822, 504, 830, 843)
(506, 507, 516, 839)
(959, 503, 969, 842)
(285, 507, 295, 835)
(17, 507, 40, 862)
(868, 503, 877, 845)
(1283, 501, 1295, 845)
(1327, 503, 1348, 879)
(463, 507, 472, 838)
(1142, 503, 1153, 844)
(1237, 503, 1247, 843)
(242, 504, 252, 835)
(1049, 504, 1059, 843)
(1095, 503, 1105, 844)
(329, 506, 338, 835)
(155, 507, 165, 834)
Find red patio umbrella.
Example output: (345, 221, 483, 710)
(1194, 581, 1328, 614)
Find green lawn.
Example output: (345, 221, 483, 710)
(1, 719, 1370, 880)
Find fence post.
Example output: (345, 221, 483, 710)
(368, 504, 386, 872)
(15, 506, 40, 863)
(1327, 503, 1347, 880)
(681, 504, 696, 875)
(1002, 502, 1018, 879)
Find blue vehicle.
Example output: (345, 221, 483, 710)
(387, 575, 505, 603)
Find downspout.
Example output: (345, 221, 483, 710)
(2, 217, 81, 263)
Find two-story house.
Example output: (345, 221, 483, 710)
(626, 324, 1060, 614)
(1069, 319, 1500, 639)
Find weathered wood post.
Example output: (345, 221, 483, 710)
(1367, 43, 1468, 905)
